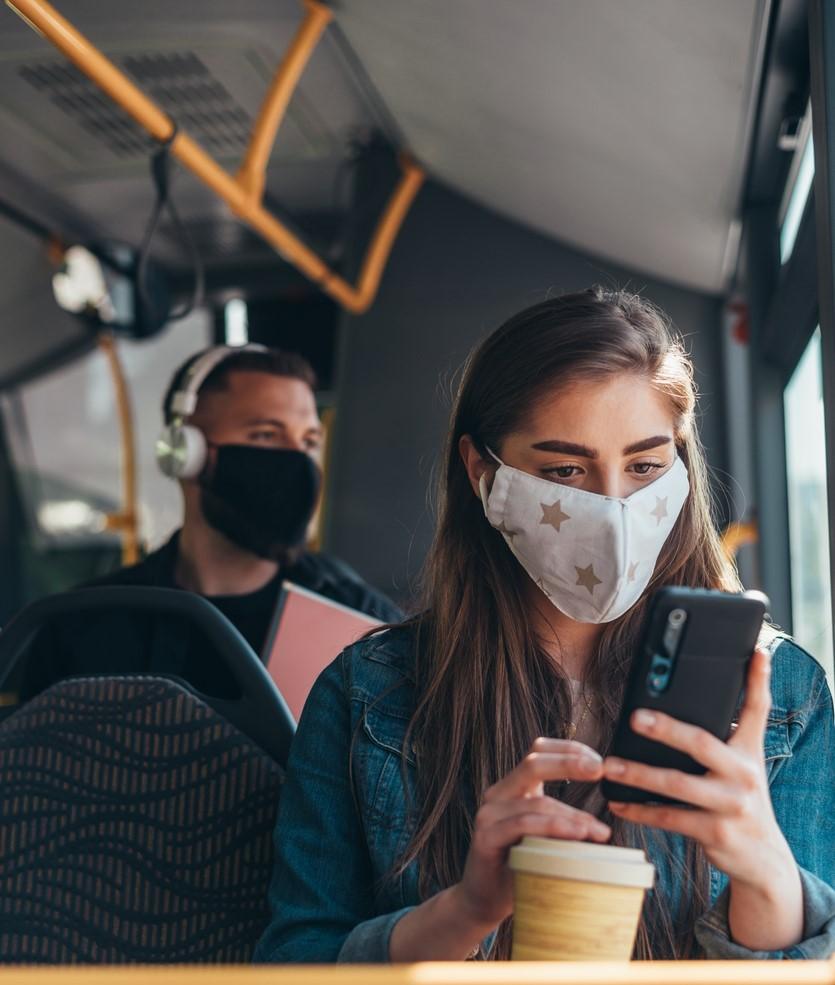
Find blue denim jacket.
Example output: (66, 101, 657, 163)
(255, 626, 835, 962)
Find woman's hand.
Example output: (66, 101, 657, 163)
(451, 737, 610, 934)
(392, 737, 609, 960)
(603, 648, 804, 951)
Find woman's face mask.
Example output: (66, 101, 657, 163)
(480, 451, 690, 623)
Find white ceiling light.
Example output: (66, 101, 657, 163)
(52, 245, 117, 323)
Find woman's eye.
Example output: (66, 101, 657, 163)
(544, 465, 582, 479)
(630, 461, 664, 476)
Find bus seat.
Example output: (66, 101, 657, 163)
(0, 674, 282, 962)
(0, 586, 295, 767)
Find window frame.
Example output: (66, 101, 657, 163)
(809, 0, 835, 674)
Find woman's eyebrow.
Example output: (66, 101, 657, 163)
(623, 435, 672, 454)
(530, 435, 672, 457)
(531, 439, 598, 458)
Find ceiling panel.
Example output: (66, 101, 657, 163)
(335, 0, 767, 294)
(0, 0, 382, 267)
(0, 0, 767, 294)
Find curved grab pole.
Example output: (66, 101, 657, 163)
(5, 0, 425, 314)
(236, 0, 333, 204)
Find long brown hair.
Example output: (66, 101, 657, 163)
(397, 287, 740, 958)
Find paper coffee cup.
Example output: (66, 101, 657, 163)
(508, 837, 655, 961)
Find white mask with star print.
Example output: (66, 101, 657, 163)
(479, 452, 690, 623)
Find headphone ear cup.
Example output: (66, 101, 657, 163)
(155, 424, 207, 479)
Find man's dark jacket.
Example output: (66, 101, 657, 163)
(19, 532, 402, 700)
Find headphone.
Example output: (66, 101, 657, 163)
(155, 343, 269, 479)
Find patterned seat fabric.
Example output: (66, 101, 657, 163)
(0, 676, 283, 963)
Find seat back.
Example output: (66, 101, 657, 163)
(0, 586, 295, 766)
(0, 675, 283, 963)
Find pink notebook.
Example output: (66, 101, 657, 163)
(263, 581, 382, 721)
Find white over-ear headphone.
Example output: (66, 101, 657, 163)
(155, 343, 269, 479)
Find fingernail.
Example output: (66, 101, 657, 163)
(608, 802, 625, 811)
(580, 756, 602, 774)
(634, 709, 656, 729)
(605, 759, 626, 776)
(593, 822, 611, 838)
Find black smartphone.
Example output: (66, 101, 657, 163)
(601, 586, 769, 805)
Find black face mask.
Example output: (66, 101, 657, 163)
(199, 444, 321, 562)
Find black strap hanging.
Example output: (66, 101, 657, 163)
(137, 123, 205, 325)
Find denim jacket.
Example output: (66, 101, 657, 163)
(254, 626, 835, 963)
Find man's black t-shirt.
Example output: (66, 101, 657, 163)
(207, 573, 284, 657)
(19, 532, 402, 700)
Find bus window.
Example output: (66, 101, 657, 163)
(779, 107, 814, 265)
(784, 327, 834, 690)
(0, 311, 210, 594)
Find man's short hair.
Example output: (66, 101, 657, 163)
(162, 347, 317, 423)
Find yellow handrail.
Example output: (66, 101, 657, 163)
(236, 0, 333, 204)
(721, 519, 758, 560)
(5, 0, 424, 314)
(98, 333, 140, 566)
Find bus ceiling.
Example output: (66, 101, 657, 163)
(0, 1, 803, 329)
(3, 0, 424, 316)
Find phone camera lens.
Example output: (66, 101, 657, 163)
(669, 608, 686, 627)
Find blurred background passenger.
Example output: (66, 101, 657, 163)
(19, 345, 400, 699)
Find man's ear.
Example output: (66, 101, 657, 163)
(459, 434, 494, 499)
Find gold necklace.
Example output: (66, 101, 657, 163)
(562, 690, 595, 790)
(562, 688, 596, 791)
(565, 688, 594, 740)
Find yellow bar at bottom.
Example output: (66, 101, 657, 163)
(1, 963, 834, 985)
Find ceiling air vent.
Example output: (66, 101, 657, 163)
(122, 53, 253, 154)
(18, 51, 253, 161)
(19, 61, 152, 158)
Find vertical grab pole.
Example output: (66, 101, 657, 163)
(98, 334, 140, 566)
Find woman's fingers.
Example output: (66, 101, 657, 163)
(530, 737, 601, 758)
(608, 801, 710, 840)
(484, 748, 603, 802)
(478, 803, 611, 850)
(625, 709, 731, 773)
(474, 739, 609, 855)
(614, 649, 771, 802)
(602, 758, 738, 811)
(732, 648, 773, 752)
(479, 794, 609, 831)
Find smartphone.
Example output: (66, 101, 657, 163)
(601, 586, 769, 805)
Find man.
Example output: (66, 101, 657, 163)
(21, 345, 401, 698)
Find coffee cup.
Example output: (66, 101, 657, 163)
(508, 836, 655, 961)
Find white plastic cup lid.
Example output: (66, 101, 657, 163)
(509, 836, 655, 889)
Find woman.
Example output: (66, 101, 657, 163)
(255, 288, 835, 962)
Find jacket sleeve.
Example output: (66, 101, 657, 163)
(307, 553, 404, 624)
(695, 664, 835, 959)
(252, 653, 412, 963)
